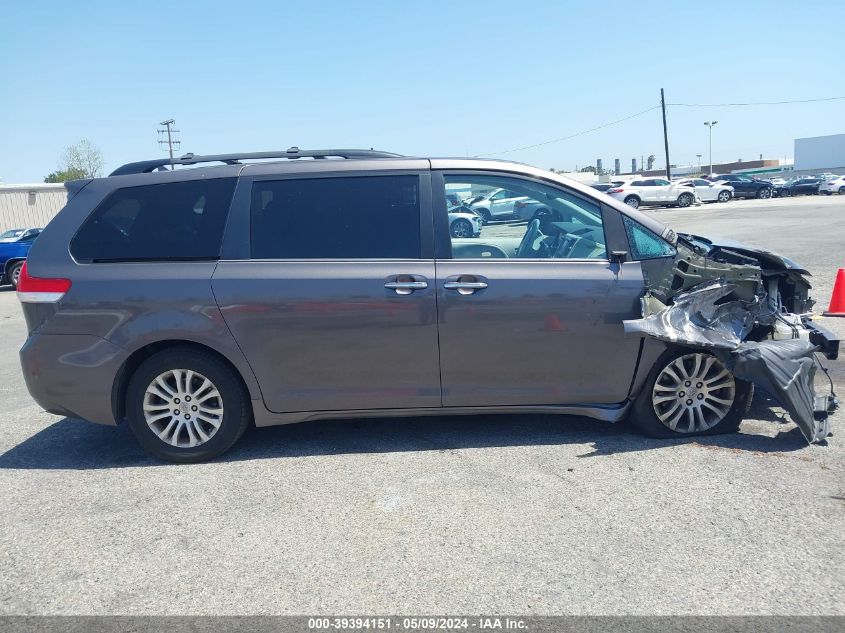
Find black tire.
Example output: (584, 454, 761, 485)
(839, 186, 845, 195)
(623, 195, 640, 209)
(717, 190, 731, 203)
(757, 187, 772, 199)
(8, 261, 23, 288)
(450, 218, 474, 238)
(125, 347, 251, 463)
(677, 193, 693, 208)
(631, 348, 753, 439)
(780, 188, 791, 197)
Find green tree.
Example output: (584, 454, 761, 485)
(647, 154, 656, 170)
(44, 167, 87, 183)
(580, 165, 596, 173)
(58, 139, 104, 179)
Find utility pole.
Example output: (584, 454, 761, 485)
(660, 88, 671, 180)
(157, 119, 181, 169)
(696, 154, 702, 173)
(704, 121, 718, 176)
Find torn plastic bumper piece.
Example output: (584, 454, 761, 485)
(624, 280, 834, 444)
(714, 339, 829, 444)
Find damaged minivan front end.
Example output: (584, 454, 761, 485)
(624, 229, 839, 444)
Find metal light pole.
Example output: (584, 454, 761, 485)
(696, 154, 702, 173)
(704, 121, 718, 176)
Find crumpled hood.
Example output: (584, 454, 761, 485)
(680, 233, 810, 274)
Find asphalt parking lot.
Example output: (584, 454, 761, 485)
(1, 195, 843, 616)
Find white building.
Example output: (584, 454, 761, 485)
(0, 183, 69, 233)
(794, 134, 845, 173)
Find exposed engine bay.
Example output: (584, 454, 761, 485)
(625, 231, 839, 444)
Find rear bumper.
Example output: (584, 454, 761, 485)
(20, 333, 128, 425)
(804, 318, 839, 360)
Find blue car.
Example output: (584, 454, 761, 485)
(0, 228, 42, 287)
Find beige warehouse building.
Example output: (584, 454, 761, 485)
(0, 183, 69, 233)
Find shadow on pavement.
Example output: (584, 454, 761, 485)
(0, 394, 810, 470)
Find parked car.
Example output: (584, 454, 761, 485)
(0, 228, 42, 287)
(819, 175, 845, 195)
(605, 178, 698, 209)
(17, 148, 838, 462)
(591, 183, 615, 192)
(775, 177, 822, 197)
(0, 227, 41, 243)
(467, 188, 550, 223)
(710, 174, 773, 199)
(674, 178, 733, 203)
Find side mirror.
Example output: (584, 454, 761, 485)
(611, 250, 628, 263)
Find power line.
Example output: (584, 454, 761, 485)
(475, 95, 844, 158)
(475, 105, 660, 157)
(668, 96, 845, 107)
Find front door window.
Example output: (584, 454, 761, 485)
(446, 174, 607, 260)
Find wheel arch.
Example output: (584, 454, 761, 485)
(4, 257, 25, 280)
(111, 339, 259, 425)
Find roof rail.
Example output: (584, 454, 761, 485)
(109, 147, 404, 176)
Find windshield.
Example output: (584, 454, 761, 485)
(0, 229, 25, 239)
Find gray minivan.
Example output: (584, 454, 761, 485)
(17, 149, 837, 462)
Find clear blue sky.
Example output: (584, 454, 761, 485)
(1, 0, 843, 183)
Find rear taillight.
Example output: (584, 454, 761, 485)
(607, 188, 624, 193)
(16, 262, 71, 303)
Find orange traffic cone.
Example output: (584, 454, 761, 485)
(824, 268, 845, 317)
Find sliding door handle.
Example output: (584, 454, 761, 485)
(385, 278, 428, 295)
(385, 281, 428, 290)
(443, 281, 488, 290)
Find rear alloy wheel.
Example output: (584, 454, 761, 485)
(8, 261, 24, 288)
(677, 193, 693, 208)
(126, 348, 251, 462)
(450, 218, 474, 238)
(839, 186, 845, 195)
(757, 187, 772, 199)
(717, 190, 731, 203)
(780, 188, 791, 197)
(632, 349, 753, 439)
(623, 195, 640, 209)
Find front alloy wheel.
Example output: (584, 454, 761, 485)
(758, 188, 772, 199)
(450, 219, 474, 238)
(651, 354, 735, 433)
(717, 190, 731, 203)
(631, 349, 753, 439)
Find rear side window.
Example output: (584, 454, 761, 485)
(71, 178, 236, 262)
(250, 176, 421, 259)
